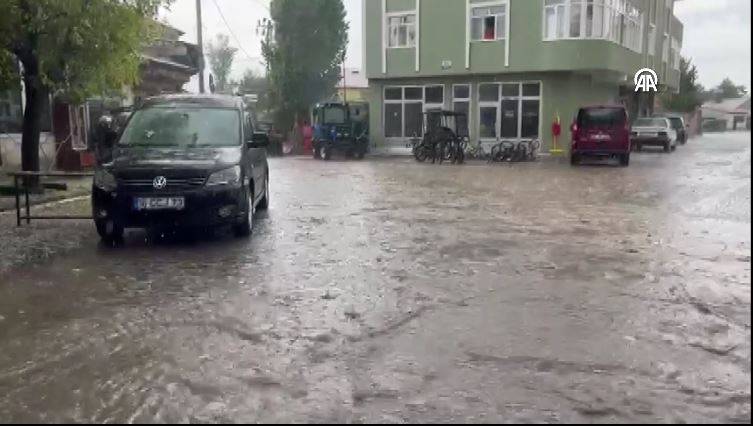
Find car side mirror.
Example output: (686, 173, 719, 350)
(246, 132, 269, 149)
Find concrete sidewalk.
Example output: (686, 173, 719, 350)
(0, 174, 92, 212)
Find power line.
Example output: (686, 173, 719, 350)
(209, 0, 261, 64)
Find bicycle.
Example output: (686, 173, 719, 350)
(464, 141, 488, 161)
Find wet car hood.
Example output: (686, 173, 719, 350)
(109, 146, 242, 172)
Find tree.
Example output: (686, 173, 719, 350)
(0, 0, 169, 177)
(259, 0, 348, 131)
(236, 69, 269, 110)
(661, 56, 704, 112)
(714, 78, 747, 100)
(207, 34, 237, 94)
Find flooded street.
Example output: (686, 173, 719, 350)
(0, 133, 749, 423)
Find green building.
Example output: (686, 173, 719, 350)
(363, 0, 684, 154)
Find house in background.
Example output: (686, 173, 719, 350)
(0, 23, 199, 171)
(363, 0, 683, 154)
(335, 68, 370, 103)
(701, 97, 751, 131)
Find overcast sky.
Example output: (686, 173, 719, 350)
(161, 0, 750, 93)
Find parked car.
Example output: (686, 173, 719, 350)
(92, 94, 270, 242)
(631, 117, 677, 153)
(657, 113, 688, 144)
(570, 105, 631, 166)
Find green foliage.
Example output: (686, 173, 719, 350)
(714, 78, 747, 100)
(0, 0, 170, 103)
(661, 56, 704, 113)
(207, 34, 237, 94)
(235, 69, 269, 110)
(260, 0, 348, 130)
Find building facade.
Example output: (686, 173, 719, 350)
(363, 0, 683, 154)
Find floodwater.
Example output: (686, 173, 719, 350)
(0, 133, 750, 423)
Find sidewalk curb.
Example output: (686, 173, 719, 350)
(0, 190, 91, 214)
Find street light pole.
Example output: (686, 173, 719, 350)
(196, 0, 205, 94)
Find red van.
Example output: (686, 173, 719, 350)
(570, 105, 631, 166)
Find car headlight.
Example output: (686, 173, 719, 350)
(94, 169, 117, 191)
(206, 166, 241, 187)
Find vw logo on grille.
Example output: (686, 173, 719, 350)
(153, 176, 167, 190)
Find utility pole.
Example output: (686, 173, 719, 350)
(196, 0, 205, 94)
(341, 61, 347, 104)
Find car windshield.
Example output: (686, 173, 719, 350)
(119, 106, 240, 147)
(578, 108, 626, 129)
(634, 118, 668, 128)
(322, 107, 346, 124)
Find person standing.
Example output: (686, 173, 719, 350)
(302, 120, 313, 156)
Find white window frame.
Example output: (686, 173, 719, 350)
(386, 12, 417, 49)
(383, 85, 449, 140)
(671, 37, 681, 70)
(543, 0, 643, 53)
(470, 2, 508, 42)
(477, 81, 543, 143)
(452, 84, 472, 137)
(423, 84, 445, 111)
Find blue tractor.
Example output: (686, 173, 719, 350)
(312, 101, 369, 160)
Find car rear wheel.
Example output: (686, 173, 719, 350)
(96, 219, 124, 244)
(233, 186, 253, 238)
(570, 153, 580, 166)
(664, 142, 671, 153)
(620, 153, 630, 167)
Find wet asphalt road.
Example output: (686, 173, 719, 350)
(0, 133, 750, 423)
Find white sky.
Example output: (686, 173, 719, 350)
(161, 0, 750, 93)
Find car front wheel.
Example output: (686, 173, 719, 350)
(233, 186, 254, 237)
(96, 219, 124, 244)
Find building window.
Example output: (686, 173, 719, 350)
(384, 85, 447, 138)
(385, 103, 403, 137)
(424, 85, 444, 105)
(477, 82, 541, 140)
(0, 89, 23, 133)
(471, 4, 507, 41)
(662, 33, 669, 62)
(387, 14, 416, 48)
(452, 84, 471, 137)
(671, 37, 681, 70)
(544, 0, 643, 52)
(479, 107, 498, 138)
(544, 0, 567, 39)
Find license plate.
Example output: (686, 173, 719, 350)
(134, 197, 185, 211)
(591, 133, 611, 141)
(640, 132, 656, 138)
